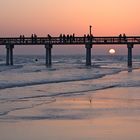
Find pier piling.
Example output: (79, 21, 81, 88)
(45, 44, 52, 66)
(6, 44, 14, 65)
(6, 45, 10, 65)
(85, 43, 92, 66)
(127, 43, 133, 67)
(10, 45, 14, 65)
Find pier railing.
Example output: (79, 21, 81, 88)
(0, 36, 140, 45)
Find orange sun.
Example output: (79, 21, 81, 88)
(109, 49, 116, 54)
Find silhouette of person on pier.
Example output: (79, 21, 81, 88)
(67, 34, 70, 42)
(87, 34, 90, 41)
(69, 35, 73, 43)
(31, 34, 34, 43)
(34, 34, 37, 43)
(31, 34, 37, 43)
(48, 34, 52, 42)
(83, 34, 86, 43)
(72, 33, 75, 41)
(23, 35, 25, 43)
(119, 34, 122, 42)
(59, 34, 62, 43)
(19, 35, 25, 43)
(19, 35, 22, 43)
(63, 34, 66, 43)
(123, 33, 127, 41)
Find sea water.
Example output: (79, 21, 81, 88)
(0, 55, 140, 120)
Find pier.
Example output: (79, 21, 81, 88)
(0, 35, 140, 67)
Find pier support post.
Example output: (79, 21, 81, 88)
(127, 43, 133, 67)
(6, 44, 14, 65)
(6, 45, 10, 65)
(45, 44, 53, 66)
(85, 43, 92, 66)
(10, 45, 14, 65)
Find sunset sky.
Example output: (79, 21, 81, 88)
(0, 0, 140, 54)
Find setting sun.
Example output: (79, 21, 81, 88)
(109, 49, 116, 54)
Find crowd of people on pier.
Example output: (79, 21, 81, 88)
(19, 34, 38, 43)
(19, 33, 94, 44)
(19, 33, 127, 44)
(59, 33, 75, 43)
(31, 34, 38, 43)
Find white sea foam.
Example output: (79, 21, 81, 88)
(0, 55, 139, 89)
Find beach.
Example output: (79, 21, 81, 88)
(0, 55, 140, 140)
(0, 86, 140, 140)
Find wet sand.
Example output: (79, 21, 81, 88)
(0, 87, 140, 140)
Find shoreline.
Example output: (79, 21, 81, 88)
(0, 64, 139, 90)
(0, 87, 140, 140)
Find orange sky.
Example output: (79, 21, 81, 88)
(0, 0, 140, 54)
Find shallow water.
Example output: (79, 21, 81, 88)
(0, 55, 140, 140)
(0, 87, 140, 140)
(0, 55, 140, 120)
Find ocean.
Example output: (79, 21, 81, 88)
(0, 55, 140, 120)
(0, 54, 140, 140)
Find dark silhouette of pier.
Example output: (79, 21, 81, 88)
(0, 35, 140, 67)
